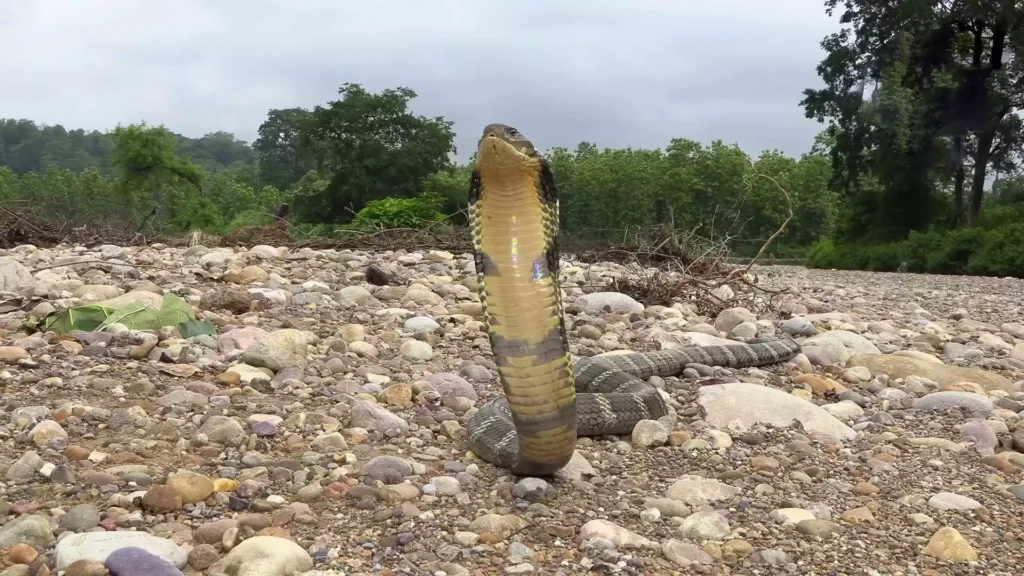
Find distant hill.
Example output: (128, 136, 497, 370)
(0, 118, 256, 176)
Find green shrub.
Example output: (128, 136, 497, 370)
(866, 243, 901, 271)
(968, 223, 1024, 277)
(351, 192, 445, 229)
(832, 243, 871, 269)
(422, 167, 472, 224)
(806, 238, 899, 270)
(978, 203, 1024, 229)
(224, 209, 274, 233)
(807, 223, 1024, 279)
(806, 238, 836, 268)
(901, 230, 940, 273)
(925, 228, 984, 274)
(167, 195, 224, 234)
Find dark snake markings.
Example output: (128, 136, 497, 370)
(464, 123, 802, 476)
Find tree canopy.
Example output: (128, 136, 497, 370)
(801, 0, 1024, 238)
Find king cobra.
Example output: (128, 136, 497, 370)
(465, 123, 802, 476)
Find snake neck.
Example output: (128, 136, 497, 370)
(470, 153, 577, 475)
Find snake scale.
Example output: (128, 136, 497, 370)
(464, 124, 802, 476)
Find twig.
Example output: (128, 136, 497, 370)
(29, 260, 181, 274)
(0, 205, 48, 236)
(721, 149, 794, 284)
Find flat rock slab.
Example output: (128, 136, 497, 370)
(696, 382, 856, 440)
(55, 531, 187, 571)
(847, 354, 1012, 392)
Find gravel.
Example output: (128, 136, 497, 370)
(0, 247, 1021, 575)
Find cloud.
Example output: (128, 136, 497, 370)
(0, 0, 839, 159)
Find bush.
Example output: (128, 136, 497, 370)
(968, 223, 1024, 277)
(807, 238, 894, 270)
(977, 204, 1024, 229)
(807, 223, 1024, 278)
(865, 243, 901, 271)
(900, 230, 939, 272)
(224, 209, 275, 233)
(806, 238, 835, 268)
(351, 192, 446, 229)
(926, 228, 984, 274)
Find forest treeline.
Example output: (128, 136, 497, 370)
(0, 84, 837, 259)
(2, 1, 1024, 277)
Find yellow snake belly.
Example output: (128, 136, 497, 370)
(464, 123, 802, 476)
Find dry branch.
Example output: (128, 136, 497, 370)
(0, 200, 154, 249)
(608, 146, 796, 317)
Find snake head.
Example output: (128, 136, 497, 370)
(478, 123, 537, 160)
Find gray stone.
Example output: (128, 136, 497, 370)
(915, 392, 994, 413)
(0, 257, 33, 293)
(576, 292, 644, 314)
(5, 451, 44, 480)
(241, 328, 308, 372)
(404, 316, 440, 332)
(927, 492, 983, 511)
(781, 317, 816, 336)
(59, 504, 102, 532)
(55, 531, 187, 570)
(0, 514, 54, 548)
(697, 382, 856, 440)
(802, 330, 880, 364)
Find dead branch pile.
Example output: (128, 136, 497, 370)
(610, 258, 791, 317)
(607, 155, 796, 317)
(295, 226, 473, 253)
(0, 201, 153, 249)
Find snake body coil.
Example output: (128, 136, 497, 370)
(465, 124, 801, 476)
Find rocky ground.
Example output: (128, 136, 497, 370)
(0, 243, 1022, 576)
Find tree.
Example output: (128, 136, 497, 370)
(110, 122, 204, 230)
(254, 108, 317, 191)
(293, 83, 457, 223)
(421, 162, 474, 223)
(802, 0, 1024, 235)
(0, 118, 251, 178)
(176, 131, 256, 173)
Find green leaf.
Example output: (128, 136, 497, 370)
(95, 300, 150, 330)
(179, 319, 216, 339)
(43, 293, 199, 335)
(97, 292, 196, 331)
(43, 304, 117, 334)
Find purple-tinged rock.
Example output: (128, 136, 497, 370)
(105, 546, 182, 576)
(252, 421, 278, 437)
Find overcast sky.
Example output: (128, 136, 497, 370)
(0, 0, 839, 160)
